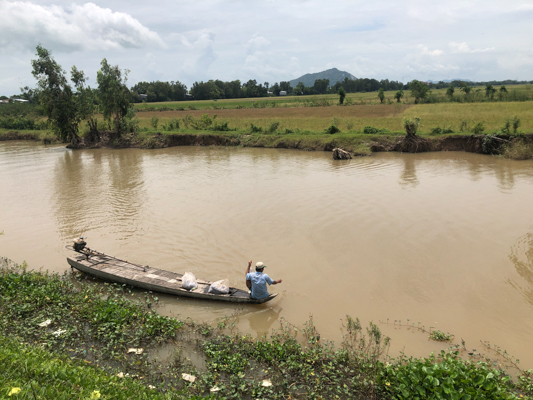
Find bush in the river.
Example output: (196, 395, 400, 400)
(428, 329, 454, 341)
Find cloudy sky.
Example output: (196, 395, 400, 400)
(1, 0, 532, 96)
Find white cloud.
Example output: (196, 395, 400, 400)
(449, 42, 495, 54)
(0, 1, 165, 52)
(246, 34, 270, 55)
(418, 45, 444, 56)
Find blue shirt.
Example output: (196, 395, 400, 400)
(246, 271, 274, 299)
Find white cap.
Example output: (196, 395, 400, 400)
(255, 262, 267, 269)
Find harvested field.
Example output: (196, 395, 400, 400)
(135, 100, 533, 133)
(136, 103, 412, 120)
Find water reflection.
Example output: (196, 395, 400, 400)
(509, 230, 533, 306)
(52, 149, 146, 242)
(247, 306, 283, 336)
(399, 157, 419, 187)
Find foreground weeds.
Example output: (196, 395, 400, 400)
(1, 258, 532, 399)
(0, 336, 189, 399)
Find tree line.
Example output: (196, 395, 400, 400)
(28, 46, 134, 146)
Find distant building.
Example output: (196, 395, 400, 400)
(139, 94, 148, 101)
(12, 98, 29, 103)
(185, 94, 194, 100)
(279, 91, 287, 96)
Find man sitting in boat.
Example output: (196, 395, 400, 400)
(245, 260, 282, 300)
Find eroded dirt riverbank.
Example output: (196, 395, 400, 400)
(2, 130, 530, 157)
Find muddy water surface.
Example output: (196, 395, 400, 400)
(1, 141, 533, 366)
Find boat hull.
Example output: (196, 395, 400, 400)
(66, 252, 277, 304)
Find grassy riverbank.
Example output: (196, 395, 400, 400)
(1, 258, 532, 399)
(2, 97, 533, 159)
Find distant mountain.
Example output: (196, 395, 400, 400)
(427, 79, 472, 83)
(289, 68, 356, 88)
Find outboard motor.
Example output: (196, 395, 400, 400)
(73, 237, 87, 252)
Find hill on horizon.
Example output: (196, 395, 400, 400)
(289, 68, 355, 88)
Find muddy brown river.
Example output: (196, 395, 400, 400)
(1, 141, 533, 367)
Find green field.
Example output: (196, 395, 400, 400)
(133, 101, 533, 135)
(133, 84, 533, 112)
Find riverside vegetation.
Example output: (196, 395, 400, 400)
(2, 45, 533, 159)
(2, 258, 533, 399)
(2, 95, 533, 159)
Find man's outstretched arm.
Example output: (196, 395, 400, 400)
(245, 260, 252, 289)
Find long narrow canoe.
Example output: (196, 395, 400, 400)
(66, 247, 277, 304)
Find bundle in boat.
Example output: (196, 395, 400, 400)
(208, 278, 230, 294)
(181, 272, 197, 290)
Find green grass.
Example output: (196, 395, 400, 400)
(132, 84, 533, 112)
(0, 336, 191, 400)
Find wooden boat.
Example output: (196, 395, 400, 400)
(66, 244, 277, 304)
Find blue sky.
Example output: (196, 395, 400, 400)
(1, 0, 532, 96)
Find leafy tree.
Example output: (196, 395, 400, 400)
(96, 58, 134, 133)
(294, 82, 305, 95)
(378, 88, 385, 104)
(446, 85, 455, 98)
(190, 81, 218, 100)
(19, 86, 40, 105)
(485, 84, 496, 100)
(498, 85, 508, 100)
(409, 80, 430, 104)
(460, 82, 472, 95)
(223, 80, 242, 99)
(279, 81, 292, 95)
(394, 90, 404, 103)
(242, 79, 266, 98)
(31, 45, 85, 145)
(71, 66, 98, 137)
(271, 82, 280, 96)
(338, 87, 346, 105)
(313, 79, 329, 94)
